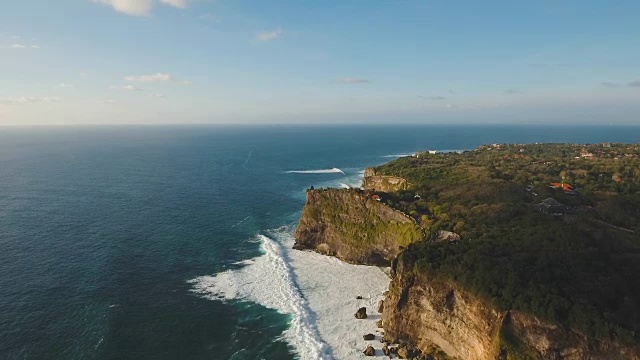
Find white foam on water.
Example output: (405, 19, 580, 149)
(339, 183, 351, 189)
(271, 228, 391, 359)
(188, 234, 331, 359)
(286, 168, 345, 175)
(189, 227, 391, 359)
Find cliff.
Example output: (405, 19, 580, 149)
(293, 144, 640, 359)
(293, 188, 425, 265)
(363, 167, 409, 192)
(382, 248, 640, 360)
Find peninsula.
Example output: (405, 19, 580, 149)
(294, 143, 640, 359)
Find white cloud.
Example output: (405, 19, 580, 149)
(55, 83, 74, 89)
(159, 0, 189, 9)
(255, 29, 283, 42)
(336, 77, 369, 84)
(148, 93, 165, 98)
(92, 0, 191, 16)
(92, 0, 153, 16)
(104, 99, 117, 104)
(110, 84, 145, 91)
(123, 84, 145, 91)
(0, 96, 62, 105)
(123, 73, 191, 86)
(9, 43, 39, 49)
(125, 73, 173, 82)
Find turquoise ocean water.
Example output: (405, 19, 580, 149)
(1, 125, 639, 359)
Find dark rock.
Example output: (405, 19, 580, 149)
(377, 299, 384, 313)
(389, 346, 398, 354)
(382, 345, 390, 356)
(292, 243, 307, 250)
(354, 307, 367, 319)
(363, 345, 375, 356)
(397, 346, 409, 359)
(356, 295, 363, 300)
(396, 345, 420, 359)
(376, 319, 383, 328)
(363, 333, 375, 341)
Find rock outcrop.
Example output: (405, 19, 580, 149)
(293, 188, 425, 265)
(355, 307, 368, 319)
(363, 167, 409, 192)
(382, 248, 640, 360)
(363, 345, 375, 356)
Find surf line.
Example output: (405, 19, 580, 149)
(188, 233, 331, 359)
(231, 216, 251, 228)
(243, 149, 255, 168)
(285, 168, 345, 175)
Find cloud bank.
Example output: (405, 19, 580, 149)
(125, 73, 173, 82)
(0, 96, 62, 105)
(93, 0, 190, 16)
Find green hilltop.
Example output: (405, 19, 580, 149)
(371, 143, 640, 344)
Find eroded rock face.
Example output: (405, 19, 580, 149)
(382, 251, 640, 360)
(363, 167, 409, 192)
(293, 189, 424, 265)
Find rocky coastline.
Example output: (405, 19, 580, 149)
(293, 165, 640, 360)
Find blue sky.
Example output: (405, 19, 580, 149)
(1, 0, 640, 125)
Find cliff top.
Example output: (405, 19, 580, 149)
(370, 142, 640, 344)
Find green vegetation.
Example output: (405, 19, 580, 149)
(300, 189, 424, 250)
(373, 143, 640, 344)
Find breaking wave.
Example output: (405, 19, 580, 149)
(286, 168, 345, 175)
(381, 153, 414, 158)
(188, 234, 331, 360)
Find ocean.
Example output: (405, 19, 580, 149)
(1, 124, 639, 360)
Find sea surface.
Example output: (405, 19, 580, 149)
(1, 125, 639, 360)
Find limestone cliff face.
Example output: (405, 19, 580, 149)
(363, 167, 409, 192)
(293, 188, 424, 265)
(383, 249, 640, 360)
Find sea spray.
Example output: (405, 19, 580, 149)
(189, 234, 331, 360)
(269, 227, 390, 359)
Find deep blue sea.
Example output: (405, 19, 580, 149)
(1, 125, 639, 360)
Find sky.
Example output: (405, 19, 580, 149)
(1, 0, 640, 125)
